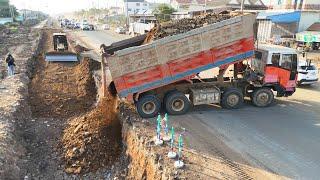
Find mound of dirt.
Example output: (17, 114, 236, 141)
(62, 93, 122, 174)
(144, 11, 236, 43)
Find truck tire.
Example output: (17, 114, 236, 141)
(251, 88, 274, 107)
(136, 95, 161, 118)
(165, 91, 191, 115)
(221, 88, 243, 109)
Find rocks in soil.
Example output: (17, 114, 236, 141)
(144, 11, 238, 43)
(62, 93, 122, 174)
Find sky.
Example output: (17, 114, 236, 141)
(10, 0, 170, 15)
(10, 0, 274, 15)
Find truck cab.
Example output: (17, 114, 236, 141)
(252, 44, 298, 96)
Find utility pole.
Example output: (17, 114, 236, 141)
(205, 0, 207, 14)
(126, 0, 129, 27)
(240, 0, 245, 13)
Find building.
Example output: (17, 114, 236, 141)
(109, 6, 124, 15)
(0, 0, 14, 24)
(267, 0, 320, 32)
(171, 6, 231, 19)
(255, 0, 320, 42)
(296, 22, 320, 50)
(268, 0, 320, 11)
(227, 0, 267, 10)
(171, 0, 192, 10)
(123, 0, 150, 16)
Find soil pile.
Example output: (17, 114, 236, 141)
(144, 11, 237, 43)
(62, 92, 122, 174)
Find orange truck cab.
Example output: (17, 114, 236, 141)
(252, 44, 298, 97)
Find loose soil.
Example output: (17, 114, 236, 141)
(18, 28, 122, 179)
(62, 93, 122, 174)
(144, 11, 236, 43)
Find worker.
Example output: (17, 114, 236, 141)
(5, 53, 16, 76)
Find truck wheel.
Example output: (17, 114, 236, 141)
(165, 91, 190, 115)
(221, 88, 243, 109)
(136, 95, 161, 118)
(251, 88, 274, 107)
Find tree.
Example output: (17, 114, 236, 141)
(153, 4, 175, 22)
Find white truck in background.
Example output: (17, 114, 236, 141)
(129, 22, 155, 36)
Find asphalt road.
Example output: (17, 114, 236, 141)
(73, 30, 129, 51)
(75, 30, 320, 179)
(171, 82, 320, 180)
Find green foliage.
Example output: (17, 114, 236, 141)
(153, 4, 175, 22)
(106, 15, 126, 27)
(75, 8, 109, 19)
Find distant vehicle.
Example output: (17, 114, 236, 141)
(115, 27, 126, 34)
(297, 60, 318, 85)
(60, 19, 69, 28)
(81, 23, 90, 30)
(88, 24, 95, 31)
(66, 23, 75, 29)
(103, 24, 110, 30)
(73, 23, 81, 29)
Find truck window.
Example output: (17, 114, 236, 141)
(271, 53, 280, 67)
(300, 65, 316, 70)
(281, 54, 297, 70)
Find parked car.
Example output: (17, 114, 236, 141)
(73, 23, 81, 29)
(115, 27, 126, 34)
(81, 23, 90, 30)
(297, 60, 319, 85)
(88, 24, 95, 31)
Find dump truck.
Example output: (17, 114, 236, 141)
(101, 13, 298, 118)
(45, 33, 78, 62)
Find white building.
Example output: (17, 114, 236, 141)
(256, 0, 320, 42)
(124, 0, 150, 15)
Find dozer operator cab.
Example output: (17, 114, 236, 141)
(53, 33, 68, 51)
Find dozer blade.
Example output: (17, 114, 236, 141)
(45, 51, 78, 62)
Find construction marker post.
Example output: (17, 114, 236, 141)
(167, 127, 177, 159)
(155, 114, 163, 145)
(174, 130, 185, 169)
(162, 113, 171, 141)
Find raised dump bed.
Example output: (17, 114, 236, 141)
(106, 13, 256, 98)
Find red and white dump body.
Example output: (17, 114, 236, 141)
(102, 13, 297, 118)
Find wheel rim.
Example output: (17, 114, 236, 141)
(142, 101, 156, 115)
(171, 99, 185, 112)
(227, 94, 239, 107)
(257, 92, 269, 106)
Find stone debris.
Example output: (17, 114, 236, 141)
(144, 11, 238, 43)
